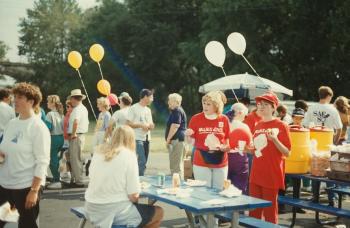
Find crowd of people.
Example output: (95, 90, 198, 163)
(0, 82, 348, 227)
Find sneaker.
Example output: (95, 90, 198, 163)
(47, 182, 62, 190)
(60, 172, 71, 183)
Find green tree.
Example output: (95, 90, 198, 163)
(18, 0, 82, 97)
(0, 41, 9, 61)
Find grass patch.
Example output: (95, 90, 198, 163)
(83, 122, 167, 154)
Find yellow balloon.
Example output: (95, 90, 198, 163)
(89, 44, 105, 62)
(97, 79, 111, 95)
(67, 51, 82, 69)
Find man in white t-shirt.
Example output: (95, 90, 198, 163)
(303, 86, 342, 144)
(127, 89, 154, 176)
(67, 89, 89, 187)
(0, 88, 15, 143)
(303, 86, 342, 207)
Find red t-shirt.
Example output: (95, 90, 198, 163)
(63, 111, 72, 140)
(188, 112, 230, 168)
(249, 119, 291, 190)
(244, 111, 262, 134)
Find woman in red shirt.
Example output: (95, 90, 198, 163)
(186, 91, 230, 189)
(248, 92, 291, 224)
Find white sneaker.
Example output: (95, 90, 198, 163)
(60, 172, 71, 183)
(47, 182, 62, 190)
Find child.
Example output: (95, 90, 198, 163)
(46, 95, 64, 189)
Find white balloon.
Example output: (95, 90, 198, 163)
(204, 41, 226, 67)
(227, 32, 246, 55)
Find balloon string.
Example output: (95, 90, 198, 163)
(241, 54, 262, 77)
(221, 67, 239, 103)
(77, 69, 97, 121)
(98, 62, 104, 80)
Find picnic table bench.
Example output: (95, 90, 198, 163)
(216, 211, 287, 228)
(279, 173, 350, 226)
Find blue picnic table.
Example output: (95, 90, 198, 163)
(140, 176, 271, 228)
(284, 173, 350, 226)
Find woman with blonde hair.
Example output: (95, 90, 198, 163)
(46, 95, 64, 189)
(334, 96, 350, 144)
(85, 125, 163, 228)
(186, 91, 230, 189)
(93, 97, 111, 147)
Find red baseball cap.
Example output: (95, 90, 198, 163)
(255, 92, 279, 108)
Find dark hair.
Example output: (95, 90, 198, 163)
(0, 88, 11, 100)
(239, 97, 250, 106)
(295, 100, 308, 112)
(12, 82, 42, 109)
(121, 95, 132, 106)
(276, 104, 287, 113)
(318, 86, 333, 100)
(139, 89, 154, 99)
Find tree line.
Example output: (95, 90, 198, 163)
(11, 0, 350, 122)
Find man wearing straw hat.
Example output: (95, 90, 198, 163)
(67, 89, 89, 187)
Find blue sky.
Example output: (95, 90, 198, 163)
(0, 0, 98, 62)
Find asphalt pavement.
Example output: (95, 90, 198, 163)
(4, 152, 350, 228)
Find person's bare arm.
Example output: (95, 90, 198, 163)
(25, 176, 41, 209)
(128, 193, 140, 203)
(104, 120, 115, 140)
(166, 123, 180, 144)
(267, 132, 290, 157)
(71, 119, 78, 139)
(334, 128, 341, 145)
(127, 120, 147, 130)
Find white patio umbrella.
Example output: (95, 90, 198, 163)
(198, 73, 293, 98)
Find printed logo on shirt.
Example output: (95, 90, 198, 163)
(198, 127, 224, 134)
(254, 128, 279, 136)
(11, 132, 23, 143)
(218, 121, 224, 128)
(312, 111, 330, 126)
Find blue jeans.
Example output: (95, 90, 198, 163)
(136, 140, 149, 176)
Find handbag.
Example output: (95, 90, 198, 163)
(199, 149, 224, 165)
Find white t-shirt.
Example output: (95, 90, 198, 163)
(303, 103, 342, 130)
(127, 103, 153, 141)
(0, 101, 15, 136)
(110, 107, 130, 128)
(46, 111, 64, 135)
(0, 114, 50, 189)
(85, 147, 140, 204)
(68, 103, 89, 134)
